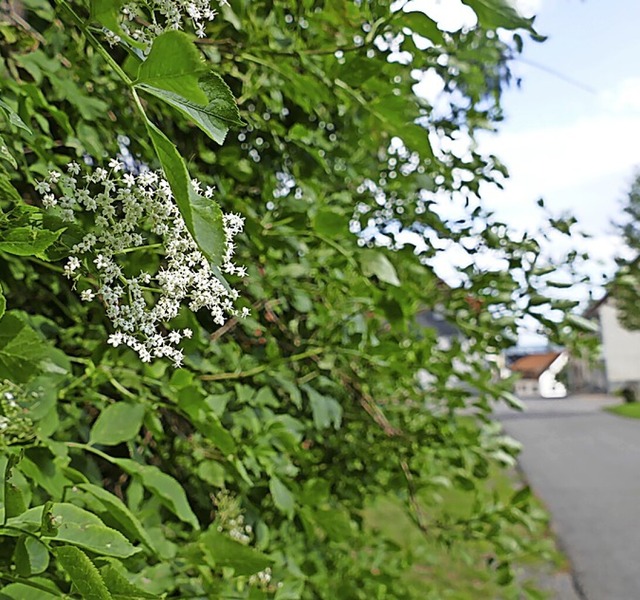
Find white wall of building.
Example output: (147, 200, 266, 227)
(599, 301, 640, 391)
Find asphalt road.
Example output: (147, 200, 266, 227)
(496, 394, 640, 600)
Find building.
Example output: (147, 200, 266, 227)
(510, 351, 568, 398)
(570, 295, 640, 395)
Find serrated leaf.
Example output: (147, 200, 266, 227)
(55, 545, 113, 600)
(144, 120, 226, 266)
(0, 313, 47, 383)
(90, 403, 145, 446)
(0, 226, 63, 256)
(269, 476, 295, 517)
(200, 528, 273, 576)
(14, 535, 50, 576)
(100, 563, 160, 599)
(360, 251, 401, 286)
(139, 72, 242, 145)
(76, 483, 157, 553)
(113, 458, 199, 529)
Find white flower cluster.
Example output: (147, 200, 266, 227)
(37, 161, 247, 367)
(113, 0, 228, 46)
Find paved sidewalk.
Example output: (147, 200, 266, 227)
(496, 394, 640, 600)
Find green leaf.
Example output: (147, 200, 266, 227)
(302, 385, 342, 430)
(0, 583, 61, 599)
(399, 10, 445, 45)
(7, 503, 140, 558)
(0, 454, 7, 524)
(75, 483, 157, 553)
(89, 0, 124, 34)
(566, 313, 599, 333)
(136, 31, 208, 104)
(0, 134, 17, 169)
(360, 251, 401, 286)
(0, 226, 63, 256)
(200, 528, 273, 576)
(100, 562, 160, 599)
(0, 313, 47, 383)
(312, 209, 346, 236)
(89, 403, 145, 446)
(139, 73, 243, 145)
(269, 476, 295, 517)
(55, 545, 113, 600)
(0, 173, 21, 203)
(461, 0, 535, 31)
(0, 98, 32, 134)
(14, 535, 50, 576)
(113, 458, 200, 529)
(144, 120, 226, 266)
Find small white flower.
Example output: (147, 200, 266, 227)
(37, 161, 245, 367)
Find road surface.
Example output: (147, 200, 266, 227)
(496, 394, 640, 600)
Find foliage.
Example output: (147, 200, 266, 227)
(0, 0, 582, 598)
(612, 172, 640, 330)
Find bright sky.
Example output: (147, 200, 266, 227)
(481, 0, 640, 263)
(407, 0, 640, 344)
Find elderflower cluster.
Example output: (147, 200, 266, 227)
(116, 0, 228, 46)
(37, 161, 247, 367)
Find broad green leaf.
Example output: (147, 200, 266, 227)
(7, 503, 140, 558)
(14, 535, 50, 576)
(312, 209, 346, 236)
(200, 528, 273, 576)
(114, 458, 199, 529)
(302, 385, 342, 430)
(100, 562, 160, 599)
(0, 226, 63, 256)
(269, 476, 295, 517)
(360, 251, 401, 286)
(89, 402, 145, 446)
(136, 31, 208, 103)
(75, 483, 157, 553)
(55, 545, 113, 600)
(461, 0, 535, 31)
(0, 98, 32, 134)
(5, 482, 27, 519)
(0, 313, 47, 383)
(89, 0, 124, 34)
(144, 119, 226, 266)
(0, 583, 61, 599)
(399, 10, 445, 45)
(139, 73, 243, 145)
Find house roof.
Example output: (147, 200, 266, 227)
(510, 351, 562, 379)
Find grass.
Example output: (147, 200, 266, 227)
(605, 402, 640, 419)
(364, 468, 567, 599)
